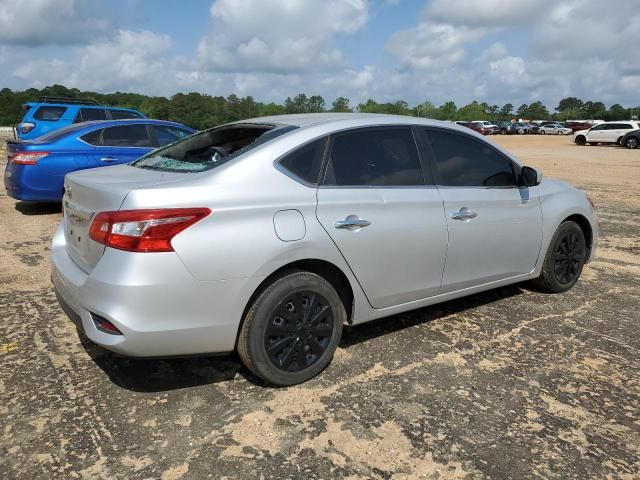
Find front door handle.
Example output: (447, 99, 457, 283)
(451, 207, 477, 221)
(100, 157, 118, 163)
(334, 215, 371, 230)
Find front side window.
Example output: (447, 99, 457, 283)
(278, 138, 327, 185)
(133, 124, 297, 173)
(34, 106, 67, 121)
(75, 108, 108, 123)
(427, 129, 517, 187)
(591, 124, 606, 131)
(323, 127, 424, 186)
(101, 125, 152, 147)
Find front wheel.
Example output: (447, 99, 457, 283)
(237, 271, 345, 386)
(532, 221, 587, 293)
(626, 137, 639, 149)
(575, 135, 586, 146)
(540, 130, 546, 135)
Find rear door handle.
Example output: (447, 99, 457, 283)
(451, 207, 477, 221)
(334, 216, 371, 230)
(100, 157, 118, 163)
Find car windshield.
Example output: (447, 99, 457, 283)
(132, 123, 297, 173)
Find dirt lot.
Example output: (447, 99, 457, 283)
(1, 134, 639, 479)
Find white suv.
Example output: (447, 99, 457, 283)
(574, 121, 640, 146)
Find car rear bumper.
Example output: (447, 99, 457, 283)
(51, 222, 245, 357)
(4, 163, 62, 202)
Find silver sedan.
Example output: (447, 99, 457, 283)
(52, 114, 598, 385)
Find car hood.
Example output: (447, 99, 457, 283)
(574, 129, 590, 135)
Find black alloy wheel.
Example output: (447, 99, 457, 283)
(533, 221, 587, 293)
(626, 137, 639, 149)
(264, 291, 334, 372)
(553, 229, 586, 285)
(237, 271, 345, 386)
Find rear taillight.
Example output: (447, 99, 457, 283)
(18, 122, 35, 134)
(89, 208, 211, 253)
(10, 151, 49, 165)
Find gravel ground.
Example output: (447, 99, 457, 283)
(0, 134, 639, 479)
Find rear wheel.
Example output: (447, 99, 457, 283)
(532, 221, 586, 293)
(237, 271, 345, 386)
(626, 137, 639, 149)
(575, 135, 586, 146)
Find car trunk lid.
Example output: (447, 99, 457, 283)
(63, 165, 189, 271)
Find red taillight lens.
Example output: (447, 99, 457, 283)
(89, 208, 211, 253)
(10, 151, 49, 165)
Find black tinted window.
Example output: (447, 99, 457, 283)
(109, 109, 143, 120)
(75, 108, 107, 123)
(80, 129, 102, 145)
(101, 125, 152, 147)
(324, 128, 424, 186)
(427, 129, 517, 187)
(154, 125, 193, 146)
(34, 106, 66, 121)
(279, 138, 327, 185)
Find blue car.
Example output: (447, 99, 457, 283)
(4, 119, 196, 202)
(17, 97, 147, 140)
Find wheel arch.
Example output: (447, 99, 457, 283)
(235, 258, 355, 348)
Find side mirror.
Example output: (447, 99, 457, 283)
(521, 166, 542, 187)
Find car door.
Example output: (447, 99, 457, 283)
(418, 127, 543, 292)
(93, 124, 155, 166)
(315, 126, 449, 309)
(587, 124, 607, 142)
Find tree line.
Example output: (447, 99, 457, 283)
(0, 85, 636, 130)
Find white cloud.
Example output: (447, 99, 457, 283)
(426, 0, 552, 27)
(0, 0, 109, 45)
(197, 0, 368, 73)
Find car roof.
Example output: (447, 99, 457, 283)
(24, 102, 139, 111)
(234, 112, 468, 131)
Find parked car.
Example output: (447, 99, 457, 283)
(465, 121, 493, 135)
(565, 122, 593, 133)
(495, 122, 516, 135)
(16, 97, 146, 140)
(618, 129, 640, 149)
(4, 119, 195, 202)
(539, 124, 573, 135)
(574, 121, 640, 146)
(51, 113, 598, 386)
(473, 120, 498, 134)
(512, 123, 532, 135)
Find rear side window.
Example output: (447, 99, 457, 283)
(80, 129, 102, 145)
(75, 108, 108, 123)
(109, 109, 143, 120)
(101, 125, 152, 147)
(323, 128, 424, 186)
(154, 125, 193, 147)
(133, 124, 297, 172)
(33, 106, 67, 121)
(278, 138, 327, 185)
(427, 129, 517, 187)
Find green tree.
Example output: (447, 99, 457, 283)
(499, 103, 514, 120)
(556, 97, 583, 113)
(436, 101, 457, 120)
(331, 97, 352, 112)
(456, 101, 487, 121)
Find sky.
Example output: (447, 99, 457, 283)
(0, 0, 638, 109)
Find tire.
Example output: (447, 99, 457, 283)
(626, 137, 639, 149)
(519, 129, 525, 135)
(540, 130, 546, 135)
(575, 135, 586, 146)
(501, 128, 507, 135)
(237, 271, 345, 386)
(532, 221, 587, 293)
